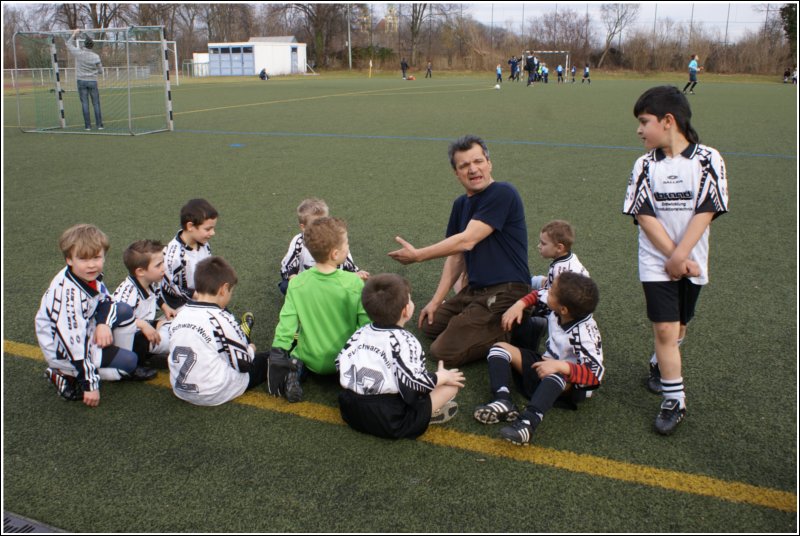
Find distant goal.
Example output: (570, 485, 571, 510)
(12, 26, 174, 135)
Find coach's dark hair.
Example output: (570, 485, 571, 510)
(552, 272, 599, 319)
(633, 86, 700, 144)
(361, 273, 411, 326)
(448, 135, 490, 169)
(180, 198, 218, 229)
(194, 256, 238, 295)
(123, 239, 164, 276)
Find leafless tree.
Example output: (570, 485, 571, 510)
(597, 3, 639, 67)
(291, 3, 347, 67)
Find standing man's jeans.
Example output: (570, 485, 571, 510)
(77, 79, 103, 129)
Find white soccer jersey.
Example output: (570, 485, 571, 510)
(544, 312, 604, 393)
(168, 301, 252, 406)
(623, 143, 728, 285)
(113, 275, 162, 322)
(280, 233, 360, 281)
(162, 231, 212, 304)
(537, 253, 590, 311)
(336, 324, 437, 403)
(35, 267, 116, 391)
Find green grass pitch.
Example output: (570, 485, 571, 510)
(3, 73, 797, 532)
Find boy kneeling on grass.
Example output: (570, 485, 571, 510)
(336, 273, 466, 439)
(474, 272, 604, 445)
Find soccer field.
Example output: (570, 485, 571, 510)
(3, 73, 797, 532)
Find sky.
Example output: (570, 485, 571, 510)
(464, 2, 772, 43)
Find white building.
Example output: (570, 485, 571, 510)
(203, 36, 307, 77)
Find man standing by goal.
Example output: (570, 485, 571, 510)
(65, 29, 104, 130)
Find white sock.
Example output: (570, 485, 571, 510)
(661, 377, 686, 409)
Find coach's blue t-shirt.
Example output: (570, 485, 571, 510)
(446, 181, 530, 288)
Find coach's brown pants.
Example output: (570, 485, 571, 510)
(421, 282, 531, 367)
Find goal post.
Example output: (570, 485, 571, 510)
(12, 26, 174, 135)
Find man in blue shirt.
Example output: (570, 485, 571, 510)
(389, 135, 531, 367)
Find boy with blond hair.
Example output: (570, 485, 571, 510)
(278, 198, 368, 295)
(162, 198, 218, 309)
(35, 224, 156, 407)
(337, 274, 465, 439)
(112, 240, 176, 362)
(269, 217, 371, 402)
(168, 256, 268, 406)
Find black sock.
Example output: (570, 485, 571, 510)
(522, 375, 565, 422)
(487, 347, 513, 401)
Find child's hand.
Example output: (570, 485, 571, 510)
(685, 259, 701, 277)
(94, 324, 113, 348)
(532, 356, 570, 379)
(356, 270, 370, 281)
(141, 322, 160, 345)
(437, 360, 465, 388)
(83, 389, 100, 407)
(501, 301, 526, 332)
(161, 304, 177, 320)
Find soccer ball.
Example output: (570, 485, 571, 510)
(494, 84, 500, 90)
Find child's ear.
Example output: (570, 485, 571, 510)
(134, 266, 147, 278)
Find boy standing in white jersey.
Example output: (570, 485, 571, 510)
(623, 85, 728, 435)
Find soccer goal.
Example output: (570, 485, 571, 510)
(12, 26, 174, 135)
(530, 50, 571, 80)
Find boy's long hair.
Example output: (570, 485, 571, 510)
(304, 217, 347, 263)
(194, 256, 238, 295)
(361, 274, 410, 326)
(633, 86, 700, 144)
(180, 198, 218, 229)
(123, 239, 164, 276)
(553, 272, 599, 319)
(448, 135, 490, 169)
(59, 224, 109, 260)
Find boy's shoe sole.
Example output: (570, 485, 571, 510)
(44, 368, 82, 401)
(240, 312, 255, 339)
(473, 400, 519, 424)
(430, 400, 459, 424)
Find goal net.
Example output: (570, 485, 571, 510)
(12, 26, 174, 135)
(522, 50, 571, 81)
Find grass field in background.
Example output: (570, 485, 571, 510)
(3, 72, 797, 532)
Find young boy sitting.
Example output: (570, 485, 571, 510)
(336, 274, 465, 439)
(278, 198, 369, 295)
(162, 198, 217, 310)
(268, 217, 371, 402)
(507, 220, 590, 350)
(474, 272, 604, 446)
(168, 256, 267, 406)
(35, 224, 157, 407)
(112, 240, 176, 364)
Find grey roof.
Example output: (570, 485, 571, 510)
(249, 36, 297, 43)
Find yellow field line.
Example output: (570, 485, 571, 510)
(5, 339, 795, 513)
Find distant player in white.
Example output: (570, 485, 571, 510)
(36, 224, 156, 407)
(624, 85, 728, 435)
(336, 274, 465, 439)
(474, 272, 604, 445)
(162, 198, 217, 309)
(168, 256, 267, 406)
(278, 198, 368, 295)
(113, 240, 177, 360)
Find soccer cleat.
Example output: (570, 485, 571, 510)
(98, 126, 104, 130)
(689, 91, 695, 95)
(284, 358, 304, 403)
(430, 400, 459, 424)
(647, 361, 662, 394)
(473, 399, 519, 424)
(499, 418, 536, 445)
(654, 398, 686, 435)
(240, 312, 255, 340)
(125, 367, 158, 381)
(44, 368, 82, 401)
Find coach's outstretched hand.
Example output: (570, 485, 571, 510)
(388, 236, 419, 265)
